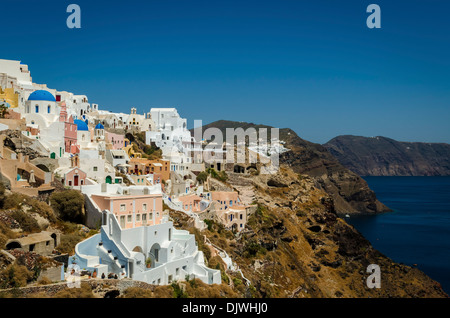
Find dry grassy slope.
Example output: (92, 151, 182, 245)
(206, 166, 448, 298)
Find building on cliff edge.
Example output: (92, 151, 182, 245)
(68, 209, 221, 285)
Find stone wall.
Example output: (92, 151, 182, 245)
(38, 265, 64, 282)
(0, 278, 156, 298)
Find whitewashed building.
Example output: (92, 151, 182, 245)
(69, 209, 221, 285)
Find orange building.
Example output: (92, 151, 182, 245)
(128, 158, 170, 182)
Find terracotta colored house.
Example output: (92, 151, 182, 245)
(128, 158, 170, 182)
(211, 191, 241, 211)
(178, 194, 203, 212)
(210, 191, 248, 232)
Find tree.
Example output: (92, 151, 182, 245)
(50, 190, 84, 223)
(0, 102, 8, 119)
(196, 171, 208, 184)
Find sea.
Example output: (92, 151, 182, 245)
(345, 176, 450, 295)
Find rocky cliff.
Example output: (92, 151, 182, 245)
(192, 121, 390, 215)
(324, 135, 450, 176)
(174, 168, 448, 298)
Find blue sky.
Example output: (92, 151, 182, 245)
(2, 0, 450, 144)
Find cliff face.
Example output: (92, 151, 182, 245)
(324, 135, 450, 176)
(188, 168, 448, 298)
(278, 129, 390, 215)
(193, 121, 390, 215)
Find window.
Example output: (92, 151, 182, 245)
(93, 166, 98, 171)
(176, 268, 179, 276)
(47, 105, 51, 113)
(120, 204, 126, 211)
(143, 203, 147, 211)
(35, 105, 39, 113)
(168, 275, 173, 283)
(127, 215, 132, 223)
(240, 214, 243, 220)
(149, 213, 153, 219)
(136, 214, 140, 222)
(142, 213, 147, 223)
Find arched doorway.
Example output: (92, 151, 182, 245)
(105, 176, 112, 184)
(50, 152, 56, 159)
(6, 241, 21, 250)
(51, 233, 58, 247)
(149, 243, 161, 263)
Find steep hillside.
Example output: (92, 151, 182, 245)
(192, 120, 390, 215)
(324, 135, 450, 176)
(175, 168, 448, 298)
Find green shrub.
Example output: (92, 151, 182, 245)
(0, 222, 15, 249)
(50, 190, 84, 223)
(28, 199, 56, 223)
(3, 193, 27, 210)
(171, 282, 188, 298)
(0, 263, 34, 288)
(196, 171, 208, 184)
(11, 210, 40, 233)
(233, 277, 242, 287)
(206, 168, 228, 182)
(204, 219, 213, 231)
(56, 233, 84, 254)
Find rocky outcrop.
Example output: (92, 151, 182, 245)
(324, 135, 450, 176)
(278, 129, 390, 215)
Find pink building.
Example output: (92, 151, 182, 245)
(59, 102, 77, 153)
(64, 167, 87, 187)
(90, 193, 163, 229)
(106, 131, 125, 150)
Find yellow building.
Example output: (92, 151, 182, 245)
(0, 86, 19, 108)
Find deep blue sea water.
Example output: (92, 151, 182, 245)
(346, 176, 450, 295)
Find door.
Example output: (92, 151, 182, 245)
(74, 175, 79, 186)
